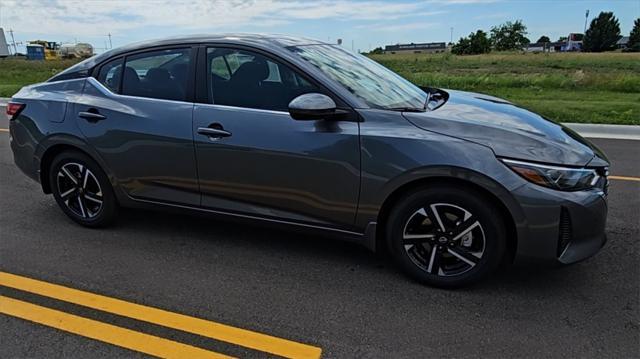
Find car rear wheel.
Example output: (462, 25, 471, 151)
(386, 185, 506, 288)
(49, 151, 117, 227)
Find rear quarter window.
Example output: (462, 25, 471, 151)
(96, 58, 123, 93)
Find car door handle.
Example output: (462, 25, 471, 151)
(197, 127, 232, 139)
(78, 110, 106, 122)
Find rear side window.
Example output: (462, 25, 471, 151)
(121, 48, 191, 102)
(97, 58, 123, 93)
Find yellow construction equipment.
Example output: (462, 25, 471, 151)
(28, 40, 59, 60)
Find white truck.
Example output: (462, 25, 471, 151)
(60, 43, 94, 58)
(0, 28, 10, 57)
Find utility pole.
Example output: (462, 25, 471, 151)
(450, 27, 453, 44)
(584, 10, 589, 34)
(9, 28, 18, 54)
(351, 39, 354, 51)
(108, 33, 112, 49)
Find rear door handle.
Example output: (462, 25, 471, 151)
(78, 110, 106, 122)
(197, 127, 232, 139)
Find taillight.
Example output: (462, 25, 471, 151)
(6, 102, 25, 120)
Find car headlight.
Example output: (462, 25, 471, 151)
(501, 159, 600, 191)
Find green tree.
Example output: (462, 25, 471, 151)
(490, 20, 530, 51)
(451, 30, 491, 55)
(536, 35, 550, 43)
(627, 18, 640, 52)
(369, 47, 384, 55)
(583, 11, 621, 52)
(558, 36, 568, 42)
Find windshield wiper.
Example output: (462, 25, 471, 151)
(388, 107, 426, 113)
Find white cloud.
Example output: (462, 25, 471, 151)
(441, 0, 500, 4)
(357, 21, 441, 32)
(379, 22, 441, 32)
(0, 0, 436, 37)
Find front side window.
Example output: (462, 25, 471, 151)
(206, 48, 320, 111)
(96, 58, 123, 92)
(122, 48, 191, 101)
(289, 45, 427, 110)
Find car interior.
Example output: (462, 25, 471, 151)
(101, 48, 320, 108)
(108, 51, 190, 102)
(208, 49, 319, 111)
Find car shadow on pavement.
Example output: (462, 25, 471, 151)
(108, 207, 594, 293)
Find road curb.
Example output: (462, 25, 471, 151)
(563, 123, 640, 141)
(0, 97, 637, 140)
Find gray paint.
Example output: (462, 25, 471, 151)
(193, 102, 360, 228)
(9, 34, 609, 266)
(404, 90, 606, 166)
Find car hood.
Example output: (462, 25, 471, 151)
(403, 90, 608, 167)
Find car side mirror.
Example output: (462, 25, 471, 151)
(288, 93, 338, 120)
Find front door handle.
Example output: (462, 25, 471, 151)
(197, 127, 232, 139)
(78, 110, 106, 123)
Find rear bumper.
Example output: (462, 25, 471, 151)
(511, 183, 607, 266)
(9, 121, 41, 184)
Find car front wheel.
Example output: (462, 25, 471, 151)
(49, 151, 117, 227)
(386, 185, 506, 288)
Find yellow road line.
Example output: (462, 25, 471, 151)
(0, 295, 233, 359)
(0, 272, 322, 359)
(610, 175, 640, 182)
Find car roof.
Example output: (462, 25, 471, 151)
(125, 33, 325, 49)
(50, 33, 328, 81)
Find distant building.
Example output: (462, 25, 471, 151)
(384, 42, 447, 54)
(617, 36, 629, 49)
(0, 28, 10, 57)
(548, 41, 564, 52)
(525, 33, 584, 53)
(525, 43, 548, 52)
(564, 33, 584, 51)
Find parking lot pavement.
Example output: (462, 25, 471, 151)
(0, 114, 638, 358)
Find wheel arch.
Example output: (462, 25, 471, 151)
(375, 175, 522, 264)
(40, 144, 95, 193)
(36, 136, 114, 195)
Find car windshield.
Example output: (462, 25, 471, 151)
(289, 44, 427, 110)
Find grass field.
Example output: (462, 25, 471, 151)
(0, 58, 80, 98)
(370, 52, 640, 125)
(1, 52, 639, 124)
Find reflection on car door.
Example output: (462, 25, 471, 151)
(192, 47, 360, 228)
(75, 48, 199, 205)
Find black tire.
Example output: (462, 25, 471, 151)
(386, 185, 506, 288)
(49, 151, 117, 227)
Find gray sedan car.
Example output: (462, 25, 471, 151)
(8, 34, 609, 287)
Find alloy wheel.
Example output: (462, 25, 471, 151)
(402, 203, 486, 277)
(56, 162, 104, 219)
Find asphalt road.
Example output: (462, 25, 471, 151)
(0, 112, 638, 358)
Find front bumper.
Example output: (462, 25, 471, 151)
(511, 183, 607, 266)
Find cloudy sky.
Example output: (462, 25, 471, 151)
(0, 0, 638, 53)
